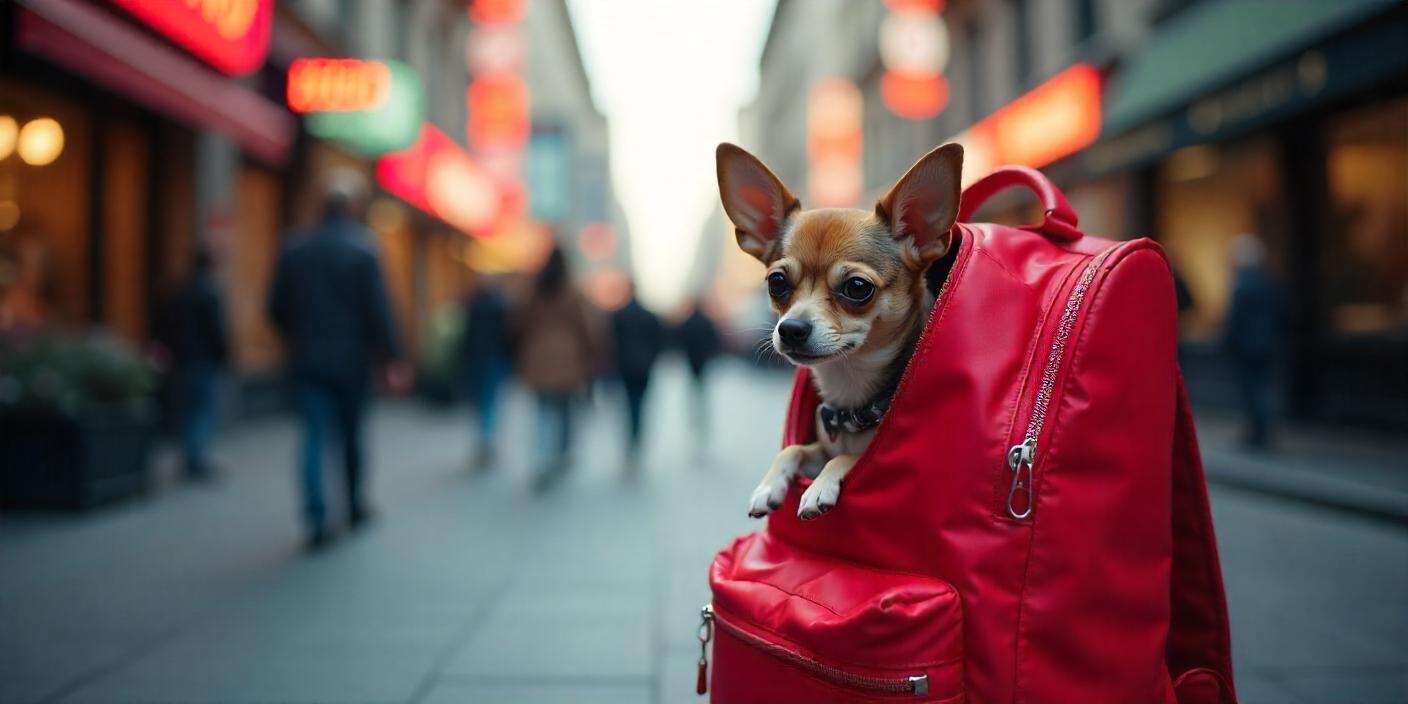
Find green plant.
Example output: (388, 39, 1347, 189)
(0, 329, 160, 416)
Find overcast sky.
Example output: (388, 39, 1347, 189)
(566, 0, 777, 309)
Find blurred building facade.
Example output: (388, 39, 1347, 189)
(721, 0, 1407, 431)
(0, 0, 618, 412)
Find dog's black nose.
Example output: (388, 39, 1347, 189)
(777, 318, 812, 345)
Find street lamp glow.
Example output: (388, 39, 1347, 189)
(17, 117, 64, 166)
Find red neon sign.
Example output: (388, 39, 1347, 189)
(377, 124, 501, 235)
(961, 64, 1101, 171)
(881, 71, 949, 121)
(469, 0, 525, 25)
(467, 73, 530, 152)
(287, 59, 391, 113)
(110, 0, 271, 76)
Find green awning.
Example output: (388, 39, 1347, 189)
(1103, 0, 1398, 136)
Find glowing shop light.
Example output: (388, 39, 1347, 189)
(0, 116, 16, 161)
(17, 117, 64, 166)
(306, 60, 424, 156)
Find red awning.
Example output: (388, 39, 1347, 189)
(15, 0, 294, 166)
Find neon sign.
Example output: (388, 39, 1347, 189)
(288, 59, 391, 113)
(953, 64, 1102, 184)
(304, 61, 424, 156)
(110, 0, 272, 76)
(377, 124, 501, 236)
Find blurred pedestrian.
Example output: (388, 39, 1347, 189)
(676, 298, 721, 448)
(268, 170, 408, 548)
(1223, 234, 1285, 450)
(460, 275, 511, 470)
(610, 282, 663, 468)
(512, 247, 597, 489)
(166, 247, 229, 481)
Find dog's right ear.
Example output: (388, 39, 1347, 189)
(716, 143, 799, 263)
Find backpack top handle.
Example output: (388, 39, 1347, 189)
(957, 166, 1083, 243)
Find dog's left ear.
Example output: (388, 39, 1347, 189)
(876, 143, 963, 270)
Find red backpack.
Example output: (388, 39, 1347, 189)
(701, 167, 1236, 704)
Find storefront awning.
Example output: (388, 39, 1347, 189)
(1102, 0, 1398, 137)
(15, 0, 294, 166)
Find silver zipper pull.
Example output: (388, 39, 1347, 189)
(908, 674, 930, 696)
(1006, 438, 1036, 520)
(697, 604, 713, 695)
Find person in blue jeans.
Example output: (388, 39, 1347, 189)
(459, 277, 511, 470)
(1223, 234, 1285, 450)
(268, 171, 407, 548)
(167, 248, 229, 480)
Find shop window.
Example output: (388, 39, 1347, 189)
(0, 80, 92, 330)
(1155, 138, 1285, 341)
(1325, 98, 1408, 337)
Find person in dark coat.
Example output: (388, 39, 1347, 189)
(610, 283, 663, 466)
(268, 170, 406, 546)
(460, 276, 511, 469)
(1223, 234, 1285, 450)
(677, 298, 721, 446)
(168, 248, 229, 480)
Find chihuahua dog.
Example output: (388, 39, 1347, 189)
(716, 142, 963, 520)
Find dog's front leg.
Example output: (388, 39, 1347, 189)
(748, 443, 827, 518)
(798, 454, 858, 520)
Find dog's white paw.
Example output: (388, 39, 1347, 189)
(797, 476, 841, 520)
(747, 476, 789, 518)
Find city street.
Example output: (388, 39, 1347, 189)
(1, 360, 1405, 704)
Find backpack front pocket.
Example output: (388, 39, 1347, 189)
(704, 532, 964, 703)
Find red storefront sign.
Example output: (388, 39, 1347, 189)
(109, 0, 272, 76)
(956, 63, 1101, 179)
(377, 124, 500, 235)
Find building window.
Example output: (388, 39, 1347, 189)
(1324, 97, 1408, 337)
(1074, 0, 1097, 44)
(1012, 0, 1032, 86)
(1155, 138, 1284, 341)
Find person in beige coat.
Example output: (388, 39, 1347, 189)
(512, 247, 599, 485)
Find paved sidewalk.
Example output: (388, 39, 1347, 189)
(1197, 411, 1408, 525)
(0, 360, 1404, 703)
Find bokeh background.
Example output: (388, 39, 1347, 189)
(0, 1, 1405, 703)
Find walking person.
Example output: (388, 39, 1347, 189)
(268, 170, 408, 548)
(460, 275, 511, 470)
(1223, 233, 1284, 450)
(512, 247, 598, 490)
(167, 248, 229, 481)
(676, 298, 721, 448)
(610, 283, 663, 470)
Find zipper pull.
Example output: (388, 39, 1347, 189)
(1006, 438, 1036, 520)
(697, 604, 714, 695)
(909, 675, 930, 697)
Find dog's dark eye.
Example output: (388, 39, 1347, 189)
(766, 272, 790, 299)
(839, 277, 874, 303)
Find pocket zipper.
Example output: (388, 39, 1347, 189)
(698, 604, 931, 698)
(1005, 247, 1117, 521)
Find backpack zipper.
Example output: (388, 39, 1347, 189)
(1005, 246, 1117, 520)
(698, 604, 931, 697)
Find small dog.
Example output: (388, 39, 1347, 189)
(716, 142, 963, 520)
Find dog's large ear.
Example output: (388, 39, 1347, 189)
(876, 143, 963, 270)
(717, 143, 799, 263)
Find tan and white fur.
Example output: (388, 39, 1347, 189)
(716, 142, 963, 521)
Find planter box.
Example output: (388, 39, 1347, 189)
(0, 404, 158, 510)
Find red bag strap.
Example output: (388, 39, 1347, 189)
(957, 166, 1082, 242)
(1167, 374, 1237, 704)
